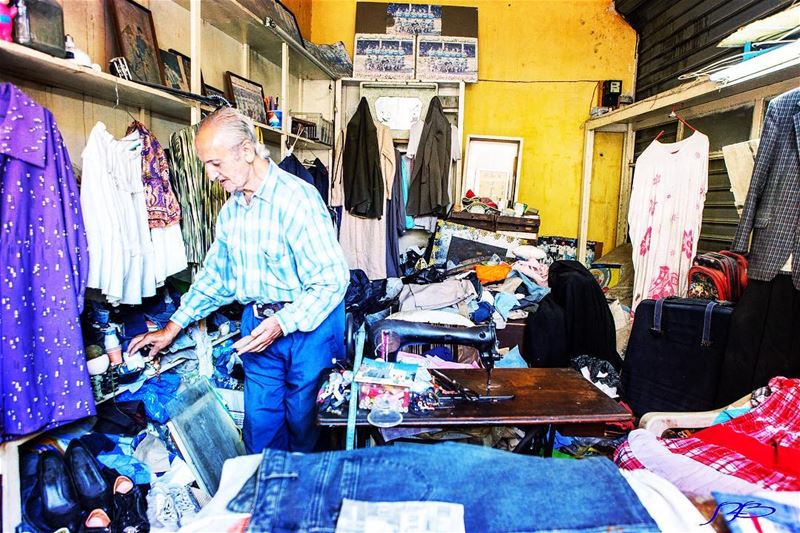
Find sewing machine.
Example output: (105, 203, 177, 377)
(361, 319, 506, 396)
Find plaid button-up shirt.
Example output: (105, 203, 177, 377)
(171, 160, 349, 335)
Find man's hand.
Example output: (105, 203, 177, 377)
(127, 321, 182, 361)
(233, 316, 283, 355)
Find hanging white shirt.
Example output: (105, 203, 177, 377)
(81, 123, 157, 305)
(628, 131, 709, 311)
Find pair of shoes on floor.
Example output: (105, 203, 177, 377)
(148, 483, 201, 530)
(37, 439, 149, 532)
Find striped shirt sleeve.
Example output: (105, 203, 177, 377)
(171, 207, 237, 328)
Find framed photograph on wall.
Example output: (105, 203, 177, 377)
(387, 3, 442, 35)
(224, 72, 268, 125)
(462, 135, 524, 209)
(417, 36, 477, 82)
(159, 49, 188, 91)
(109, 0, 164, 85)
(254, 0, 305, 47)
(353, 33, 416, 80)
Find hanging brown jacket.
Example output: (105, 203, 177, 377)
(407, 97, 452, 216)
(343, 97, 384, 218)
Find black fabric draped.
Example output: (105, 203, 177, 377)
(343, 98, 383, 218)
(407, 97, 452, 216)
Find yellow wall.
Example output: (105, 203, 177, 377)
(310, 0, 636, 251)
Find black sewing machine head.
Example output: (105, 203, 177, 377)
(363, 319, 501, 392)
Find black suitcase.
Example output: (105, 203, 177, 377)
(622, 297, 733, 417)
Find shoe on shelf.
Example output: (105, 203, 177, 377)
(38, 450, 81, 531)
(65, 438, 111, 511)
(80, 508, 113, 533)
(112, 476, 150, 533)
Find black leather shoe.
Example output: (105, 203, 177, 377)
(112, 476, 149, 533)
(38, 450, 81, 530)
(65, 438, 111, 512)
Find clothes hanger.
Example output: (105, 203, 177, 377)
(112, 83, 140, 125)
(654, 106, 698, 141)
(285, 125, 305, 158)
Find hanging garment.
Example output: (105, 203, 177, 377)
(407, 97, 454, 216)
(278, 153, 315, 187)
(731, 88, 800, 288)
(126, 121, 188, 282)
(628, 130, 709, 311)
(169, 125, 228, 269)
(82, 122, 157, 305)
(0, 83, 94, 441)
(548, 260, 622, 370)
(309, 158, 330, 205)
(125, 121, 182, 228)
(716, 275, 800, 405)
(342, 97, 383, 218)
(385, 148, 406, 278)
(339, 122, 395, 280)
(721, 138, 760, 215)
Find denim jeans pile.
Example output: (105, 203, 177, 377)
(228, 442, 658, 532)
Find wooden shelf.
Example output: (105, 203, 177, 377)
(253, 122, 333, 151)
(0, 41, 194, 121)
(173, 0, 335, 80)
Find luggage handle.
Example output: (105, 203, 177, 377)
(651, 298, 718, 347)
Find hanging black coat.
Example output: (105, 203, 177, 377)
(407, 97, 452, 216)
(548, 260, 622, 370)
(343, 97, 383, 218)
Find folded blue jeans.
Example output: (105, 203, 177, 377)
(229, 442, 658, 532)
(240, 301, 344, 454)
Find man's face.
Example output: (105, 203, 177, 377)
(196, 125, 252, 194)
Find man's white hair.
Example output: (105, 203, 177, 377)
(199, 106, 271, 159)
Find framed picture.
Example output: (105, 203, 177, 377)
(353, 33, 416, 81)
(387, 3, 442, 36)
(109, 0, 164, 85)
(159, 49, 188, 91)
(462, 136, 524, 210)
(224, 72, 268, 124)
(417, 36, 478, 82)
(169, 49, 193, 88)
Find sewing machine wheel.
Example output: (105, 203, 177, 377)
(344, 312, 356, 362)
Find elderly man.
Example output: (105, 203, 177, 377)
(128, 107, 349, 453)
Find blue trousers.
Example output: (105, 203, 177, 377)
(240, 301, 344, 453)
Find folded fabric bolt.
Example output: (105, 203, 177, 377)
(512, 245, 547, 261)
(513, 258, 549, 287)
(475, 263, 512, 284)
(229, 442, 658, 532)
(493, 292, 519, 320)
(470, 301, 494, 323)
(399, 279, 477, 312)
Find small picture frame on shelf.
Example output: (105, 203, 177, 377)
(202, 83, 225, 99)
(169, 49, 193, 89)
(109, 0, 164, 85)
(159, 49, 188, 91)
(224, 72, 268, 125)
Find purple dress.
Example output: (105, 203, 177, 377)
(1, 83, 94, 441)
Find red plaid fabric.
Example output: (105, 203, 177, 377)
(614, 377, 800, 491)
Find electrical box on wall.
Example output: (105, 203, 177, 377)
(601, 80, 623, 108)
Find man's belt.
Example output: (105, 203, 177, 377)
(253, 302, 287, 319)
